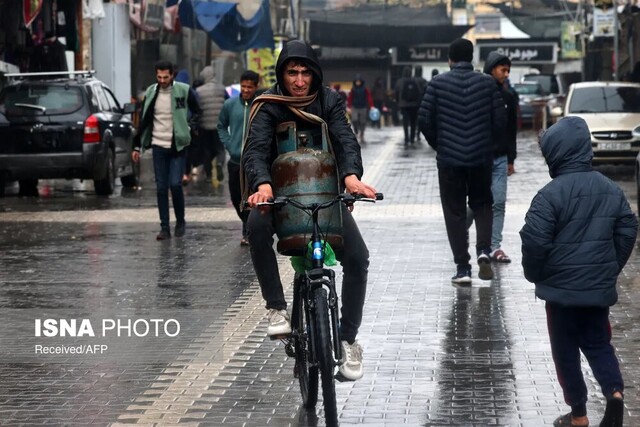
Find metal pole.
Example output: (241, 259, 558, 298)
(614, 2, 619, 80)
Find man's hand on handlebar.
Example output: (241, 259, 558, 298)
(247, 183, 274, 209)
(344, 174, 377, 211)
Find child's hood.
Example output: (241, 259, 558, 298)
(539, 116, 593, 178)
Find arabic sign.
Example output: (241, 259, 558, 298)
(478, 42, 557, 64)
(248, 48, 277, 88)
(395, 45, 449, 64)
(593, 7, 615, 37)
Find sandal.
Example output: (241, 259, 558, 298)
(491, 249, 511, 264)
(553, 413, 589, 427)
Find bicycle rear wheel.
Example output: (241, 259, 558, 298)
(292, 280, 318, 408)
(312, 287, 338, 426)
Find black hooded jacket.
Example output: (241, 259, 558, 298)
(483, 52, 518, 164)
(241, 40, 363, 192)
(520, 117, 637, 307)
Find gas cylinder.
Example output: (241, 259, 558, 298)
(271, 134, 343, 256)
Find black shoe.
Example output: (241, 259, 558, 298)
(175, 222, 186, 238)
(600, 396, 624, 427)
(451, 265, 472, 285)
(216, 164, 224, 181)
(156, 229, 171, 241)
(477, 252, 494, 280)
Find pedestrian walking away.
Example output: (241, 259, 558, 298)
(196, 65, 227, 182)
(241, 39, 378, 381)
(483, 51, 518, 263)
(520, 116, 637, 427)
(347, 74, 374, 144)
(418, 38, 506, 284)
(413, 66, 427, 141)
(132, 60, 202, 240)
(395, 66, 422, 147)
(217, 70, 260, 246)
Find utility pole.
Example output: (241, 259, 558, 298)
(614, 0, 619, 80)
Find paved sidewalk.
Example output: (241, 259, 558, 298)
(0, 127, 638, 426)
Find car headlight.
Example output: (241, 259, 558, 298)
(633, 125, 640, 138)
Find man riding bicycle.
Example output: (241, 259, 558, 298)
(242, 40, 377, 381)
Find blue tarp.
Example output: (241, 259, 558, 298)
(177, 0, 275, 51)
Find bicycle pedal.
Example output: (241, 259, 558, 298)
(269, 333, 291, 341)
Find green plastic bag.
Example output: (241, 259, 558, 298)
(290, 240, 337, 273)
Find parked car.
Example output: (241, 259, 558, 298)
(564, 81, 640, 164)
(0, 71, 138, 197)
(513, 81, 553, 126)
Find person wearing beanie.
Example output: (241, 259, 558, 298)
(467, 51, 519, 264)
(418, 38, 506, 284)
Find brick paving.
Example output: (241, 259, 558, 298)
(0, 126, 638, 426)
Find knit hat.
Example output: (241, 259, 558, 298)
(448, 38, 474, 63)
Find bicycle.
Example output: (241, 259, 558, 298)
(257, 192, 383, 426)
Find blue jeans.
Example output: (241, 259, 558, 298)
(152, 146, 185, 230)
(491, 155, 508, 250)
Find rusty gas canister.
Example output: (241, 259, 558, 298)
(271, 122, 343, 256)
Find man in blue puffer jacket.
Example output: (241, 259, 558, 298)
(520, 116, 637, 427)
(418, 38, 506, 284)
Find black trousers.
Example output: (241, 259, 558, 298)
(401, 107, 419, 143)
(246, 208, 369, 343)
(438, 165, 493, 267)
(546, 303, 624, 416)
(227, 162, 247, 234)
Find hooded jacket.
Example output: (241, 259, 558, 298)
(483, 52, 518, 164)
(418, 62, 506, 167)
(394, 66, 421, 108)
(347, 75, 373, 109)
(520, 116, 637, 307)
(196, 66, 226, 130)
(241, 40, 363, 192)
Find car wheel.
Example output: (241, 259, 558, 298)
(94, 148, 115, 196)
(18, 179, 39, 197)
(120, 159, 140, 188)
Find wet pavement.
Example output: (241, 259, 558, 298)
(0, 126, 639, 426)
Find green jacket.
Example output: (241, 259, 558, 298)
(135, 81, 201, 153)
(217, 95, 254, 165)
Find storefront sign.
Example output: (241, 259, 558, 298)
(248, 48, 277, 88)
(477, 42, 557, 64)
(593, 7, 615, 37)
(395, 45, 448, 64)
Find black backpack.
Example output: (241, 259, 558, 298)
(402, 78, 420, 103)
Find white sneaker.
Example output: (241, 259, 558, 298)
(338, 340, 363, 381)
(477, 253, 494, 280)
(267, 309, 291, 337)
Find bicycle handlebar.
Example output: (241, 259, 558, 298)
(256, 192, 383, 211)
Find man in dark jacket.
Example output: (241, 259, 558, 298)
(242, 40, 377, 381)
(520, 116, 637, 427)
(395, 66, 422, 147)
(482, 51, 518, 263)
(418, 38, 505, 284)
(347, 74, 373, 143)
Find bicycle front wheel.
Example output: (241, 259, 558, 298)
(293, 282, 318, 408)
(312, 287, 338, 426)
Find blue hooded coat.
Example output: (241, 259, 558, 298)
(519, 116, 637, 307)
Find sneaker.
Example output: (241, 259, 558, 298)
(477, 253, 494, 280)
(267, 309, 291, 337)
(451, 266, 472, 285)
(338, 340, 363, 381)
(175, 222, 186, 238)
(156, 229, 171, 241)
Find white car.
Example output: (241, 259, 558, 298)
(564, 81, 640, 164)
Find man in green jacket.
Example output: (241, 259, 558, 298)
(132, 61, 201, 240)
(217, 70, 259, 246)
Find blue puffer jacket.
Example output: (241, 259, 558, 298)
(520, 116, 638, 307)
(418, 62, 506, 167)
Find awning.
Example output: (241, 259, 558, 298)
(304, 4, 472, 49)
(177, 0, 274, 51)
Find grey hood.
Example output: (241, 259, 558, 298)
(199, 66, 217, 83)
